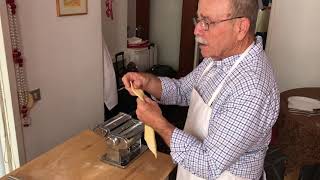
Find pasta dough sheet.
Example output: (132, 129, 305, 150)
(130, 82, 157, 158)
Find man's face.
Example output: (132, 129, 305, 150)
(194, 0, 237, 59)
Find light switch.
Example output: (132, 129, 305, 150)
(30, 88, 41, 101)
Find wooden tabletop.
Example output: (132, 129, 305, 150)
(1, 130, 176, 180)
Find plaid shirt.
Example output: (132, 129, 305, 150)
(159, 37, 280, 180)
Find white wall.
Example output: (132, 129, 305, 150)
(14, 0, 104, 161)
(266, 0, 320, 92)
(101, 0, 127, 59)
(150, 0, 183, 70)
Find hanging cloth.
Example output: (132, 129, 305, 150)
(103, 39, 118, 110)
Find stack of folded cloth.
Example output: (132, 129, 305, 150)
(288, 96, 320, 116)
(127, 37, 149, 48)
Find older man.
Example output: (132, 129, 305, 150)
(122, 0, 279, 179)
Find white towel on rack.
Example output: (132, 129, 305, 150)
(103, 39, 118, 110)
(255, 8, 271, 33)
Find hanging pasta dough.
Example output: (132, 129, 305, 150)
(130, 82, 157, 158)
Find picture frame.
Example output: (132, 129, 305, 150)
(56, 0, 88, 16)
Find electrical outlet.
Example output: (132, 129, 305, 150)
(30, 88, 41, 101)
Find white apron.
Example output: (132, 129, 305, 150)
(176, 44, 254, 180)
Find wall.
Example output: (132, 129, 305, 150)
(13, 0, 104, 161)
(266, 0, 320, 92)
(150, 0, 183, 70)
(101, 0, 127, 59)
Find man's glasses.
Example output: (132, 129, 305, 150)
(193, 16, 244, 31)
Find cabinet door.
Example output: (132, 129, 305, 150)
(178, 0, 198, 77)
(136, 0, 150, 40)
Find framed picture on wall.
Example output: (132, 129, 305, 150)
(56, 0, 88, 16)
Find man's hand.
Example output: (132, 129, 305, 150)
(136, 97, 163, 127)
(122, 72, 162, 100)
(122, 72, 150, 96)
(136, 97, 175, 146)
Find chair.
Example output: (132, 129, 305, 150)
(114, 52, 126, 89)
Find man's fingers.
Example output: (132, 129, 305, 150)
(136, 98, 145, 107)
(122, 72, 144, 89)
(122, 73, 132, 89)
(144, 97, 154, 104)
(145, 97, 160, 107)
(132, 79, 143, 90)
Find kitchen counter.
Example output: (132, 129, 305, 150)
(1, 130, 176, 180)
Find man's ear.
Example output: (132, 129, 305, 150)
(235, 18, 250, 40)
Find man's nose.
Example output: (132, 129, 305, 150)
(194, 23, 203, 36)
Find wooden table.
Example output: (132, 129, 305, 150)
(1, 130, 176, 180)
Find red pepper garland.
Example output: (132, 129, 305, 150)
(106, 0, 113, 20)
(6, 0, 31, 127)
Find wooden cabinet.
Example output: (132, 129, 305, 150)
(178, 0, 198, 77)
(136, 0, 150, 40)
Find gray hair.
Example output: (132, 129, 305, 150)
(229, 0, 259, 35)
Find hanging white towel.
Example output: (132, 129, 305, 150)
(255, 8, 271, 33)
(258, 0, 264, 10)
(103, 39, 118, 110)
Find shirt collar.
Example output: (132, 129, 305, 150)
(204, 36, 264, 70)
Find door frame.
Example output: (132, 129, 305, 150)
(0, 3, 26, 172)
(178, 0, 198, 77)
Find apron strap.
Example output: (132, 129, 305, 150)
(194, 61, 214, 89)
(199, 61, 214, 80)
(208, 43, 254, 106)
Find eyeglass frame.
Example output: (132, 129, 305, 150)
(193, 16, 245, 31)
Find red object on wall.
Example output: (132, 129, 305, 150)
(6, 0, 32, 126)
(106, 0, 113, 20)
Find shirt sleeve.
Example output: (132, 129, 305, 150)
(170, 90, 276, 179)
(157, 61, 209, 106)
(157, 76, 192, 106)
